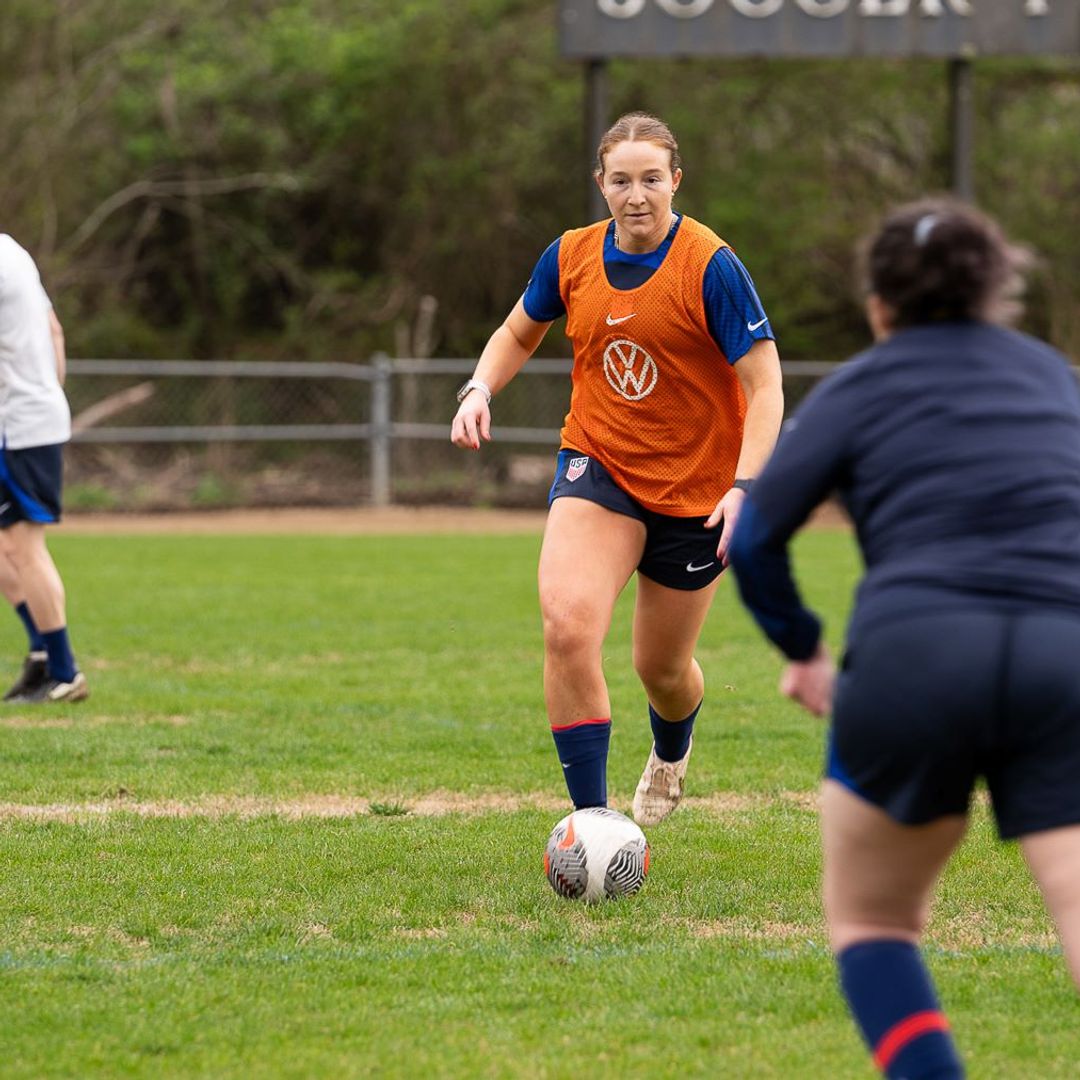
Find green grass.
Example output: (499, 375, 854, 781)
(0, 527, 1076, 1078)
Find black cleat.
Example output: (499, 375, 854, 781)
(16, 670, 89, 704)
(3, 652, 48, 701)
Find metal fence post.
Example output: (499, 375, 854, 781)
(370, 352, 392, 507)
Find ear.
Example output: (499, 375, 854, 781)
(594, 171, 606, 196)
(671, 167, 683, 194)
(865, 293, 895, 342)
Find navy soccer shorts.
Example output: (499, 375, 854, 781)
(0, 443, 64, 528)
(829, 605, 1080, 839)
(547, 448, 724, 591)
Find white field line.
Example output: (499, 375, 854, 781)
(0, 789, 818, 822)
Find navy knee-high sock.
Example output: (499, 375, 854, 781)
(41, 627, 77, 683)
(15, 602, 45, 654)
(649, 700, 700, 763)
(838, 939, 964, 1079)
(550, 718, 610, 809)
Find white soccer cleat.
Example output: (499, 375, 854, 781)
(632, 738, 692, 826)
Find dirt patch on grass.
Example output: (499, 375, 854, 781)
(679, 916, 818, 942)
(0, 716, 83, 730)
(63, 507, 549, 535)
(0, 712, 193, 730)
(60, 500, 849, 536)
(0, 789, 817, 822)
(408, 791, 567, 815)
(929, 910, 1058, 952)
(689, 791, 819, 814)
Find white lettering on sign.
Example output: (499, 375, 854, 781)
(796, 0, 851, 17)
(729, 0, 783, 14)
(859, 0, 973, 14)
(598, 0, 1048, 18)
(598, 0, 648, 17)
(655, 0, 717, 16)
(860, 0, 910, 13)
(912, 0, 974, 15)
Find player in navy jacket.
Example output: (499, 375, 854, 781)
(729, 199, 1080, 1080)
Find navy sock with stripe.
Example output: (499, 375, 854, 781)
(15, 602, 45, 653)
(41, 626, 77, 683)
(550, 718, 611, 809)
(838, 939, 964, 1079)
(649, 700, 700, 763)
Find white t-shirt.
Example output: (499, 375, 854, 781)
(0, 235, 71, 449)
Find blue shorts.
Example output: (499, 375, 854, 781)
(548, 448, 724, 591)
(0, 443, 63, 528)
(829, 605, 1080, 839)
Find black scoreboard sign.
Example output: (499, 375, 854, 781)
(559, 0, 1079, 58)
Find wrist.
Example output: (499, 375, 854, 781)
(732, 478, 754, 493)
(456, 377, 492, 404)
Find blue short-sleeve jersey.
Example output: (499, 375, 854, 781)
(521, 216, 773, 363)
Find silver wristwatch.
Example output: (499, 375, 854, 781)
(456, 378, 492, 404)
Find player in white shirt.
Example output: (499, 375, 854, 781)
(0, 234, 87, 702)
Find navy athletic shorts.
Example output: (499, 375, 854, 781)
(829, 605, 1080, 839)
(0, 443, 63, 528)
(547, 448, 724, 591)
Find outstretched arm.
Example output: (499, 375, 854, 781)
(727, 369, 856, 717)
(450, 297, 552, 450)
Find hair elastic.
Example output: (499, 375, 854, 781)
(914, 214, 940, 246)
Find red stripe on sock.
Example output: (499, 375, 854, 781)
(550, 717, 611, 731)
(873, 1010, 950, 1071)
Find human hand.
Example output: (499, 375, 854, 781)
(704, 487, 746, 566)
(779, 642, 835, 718)
(450, 391, 492, 451)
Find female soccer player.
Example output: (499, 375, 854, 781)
(451, 113, 783, 825)
(729, 198, 1080, 1079)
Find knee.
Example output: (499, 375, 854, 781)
(540, 594, 603, 663)
(633, 648, 692, 699)
(827, 903, 929, 954)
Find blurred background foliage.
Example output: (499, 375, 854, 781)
(1, 0, 1078, 366)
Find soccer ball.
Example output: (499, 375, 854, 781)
(544, 807, 649, 902)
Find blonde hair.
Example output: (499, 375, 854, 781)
(594, 112, 681, 178)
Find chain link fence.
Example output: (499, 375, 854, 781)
(63, 357, 837, 512)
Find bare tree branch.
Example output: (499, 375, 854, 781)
(71, 382, 155, 433)
(63, 173, 305, 254)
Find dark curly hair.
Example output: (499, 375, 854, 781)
(860, 197, 1032, 327)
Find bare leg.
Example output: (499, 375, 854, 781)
(537, 498, 644, 728)
(632, 574, 718, 721)
(1021, 824, 1080, 988)
(823, 781, 969, 1077)
(629, 575, 719, 824)
(3, 522, 65, 632)
(0, 534, 26, 608)
(823, 780, 967, 950)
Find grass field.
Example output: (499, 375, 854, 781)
(0, 524, 1077, 1078)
